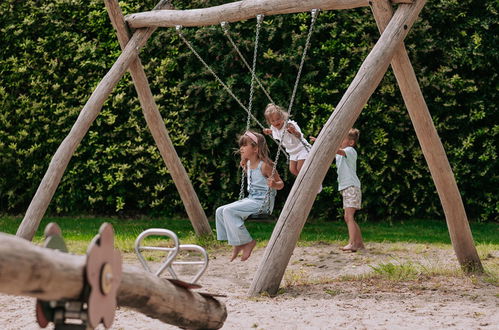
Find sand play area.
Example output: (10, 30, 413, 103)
(1, 242, 497, 329)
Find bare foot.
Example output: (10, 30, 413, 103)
(230, 245, 243, 262)
(341, 244, 365, 252)
(341, 244, 353, 251)
(241, 240, 256, 261)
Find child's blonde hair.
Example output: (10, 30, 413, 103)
(348, 128, 360, 146)
(238, 130, 273, 166)
(264, 103, 288, 125)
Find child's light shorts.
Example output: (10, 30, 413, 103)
(340, 186, 362, 209)
(289, 149, 309, 161)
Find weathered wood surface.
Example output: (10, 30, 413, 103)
(104, 0, 212, 236)
(369, 0, 482, 272)
(16, 2, 169, 241)
(0, 233, 227, 329)
(248, 0, 427, 296)
(126, 0, 414, 28)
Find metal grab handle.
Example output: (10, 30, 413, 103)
(172, 244, 209, 284)
(134, 229, 209, 284)
(134, 228, 179, 277)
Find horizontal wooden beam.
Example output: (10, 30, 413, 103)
(0, 233, 227, 329)
(126, 0, 414, 28)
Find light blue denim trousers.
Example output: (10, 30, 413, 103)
(216, 195, 272, 246)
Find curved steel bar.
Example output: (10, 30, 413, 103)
(172, 244, 209, 284)
(134, 228, 180, 276)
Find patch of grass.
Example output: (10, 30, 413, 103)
(368, 260, 423, 281)
(482, 268, 499, 286)
(283, 268, 311, 287)
(324, 288, 341, 296)
(341, 259, 464, 283)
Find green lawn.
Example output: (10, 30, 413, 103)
(1, 216, 498, 285)
(1, 216, 497, 252)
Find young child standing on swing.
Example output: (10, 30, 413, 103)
(216, 130, 284, 262)
(262, 103, 312, 176)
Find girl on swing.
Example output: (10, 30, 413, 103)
(263, 103, 312, 176)
(216, 131, 284, 262)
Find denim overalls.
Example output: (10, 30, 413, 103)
(216, 161, 276, 246)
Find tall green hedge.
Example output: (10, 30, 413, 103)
(1, 0, 497, 221)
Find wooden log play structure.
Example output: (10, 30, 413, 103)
(14, 0, 483, 299)
(0, 223, 227, 329)
(16, 0, 211, 241)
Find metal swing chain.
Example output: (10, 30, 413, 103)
(285, 8, 320, 154)
(258, 8, 319, 215)
(222, 18, 310, 155)
(238, 15, 263, 200)
(176, 26, 266, 131)
(177, 25, 290, 158)
(221, 18, 275, 106)
(221, 19, 289, 160)
(246, 14, 263, 131)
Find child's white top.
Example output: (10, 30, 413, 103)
(335, 146, 361, 190)
(271, 120, 309, 156)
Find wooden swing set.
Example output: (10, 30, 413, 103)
(15, 0, 483, 299)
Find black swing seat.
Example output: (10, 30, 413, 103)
(247, 213, 275, 222)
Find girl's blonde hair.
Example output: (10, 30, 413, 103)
(238, 130, 273, 166)
(348, 128, 360, 146)
(264, 103, 288, 125)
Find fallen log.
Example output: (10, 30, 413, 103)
(0, 232, 227, 329)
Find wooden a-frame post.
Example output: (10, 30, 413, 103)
(249, 0, 482, 296)
(15, 0, 483, 295)
(16, 0, 211, 241)
(369, 0, 482, 271)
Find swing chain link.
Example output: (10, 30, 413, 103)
(221, 18, 275, 106)
(247, 14, 263, 131)
(239, 14, 263, 200)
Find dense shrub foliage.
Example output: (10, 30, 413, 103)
(1, 0, 497, 221)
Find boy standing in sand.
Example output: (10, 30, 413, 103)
(336, 128, 364, 252)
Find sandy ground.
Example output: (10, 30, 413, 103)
(1, 242, 498, 329)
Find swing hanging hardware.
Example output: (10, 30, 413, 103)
(311, 8, 320, 19)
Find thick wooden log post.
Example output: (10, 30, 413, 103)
(104, 0, 212, 236)
(369, 0, 482, 272)
(125, 0, 414, 28)
(0, 233, 227, 329)
(16, 2, 168, 241)
(248, 0, 427, 296)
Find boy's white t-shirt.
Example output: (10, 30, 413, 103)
(335, 146, 361, 191)
(271, 120, 310, 155)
